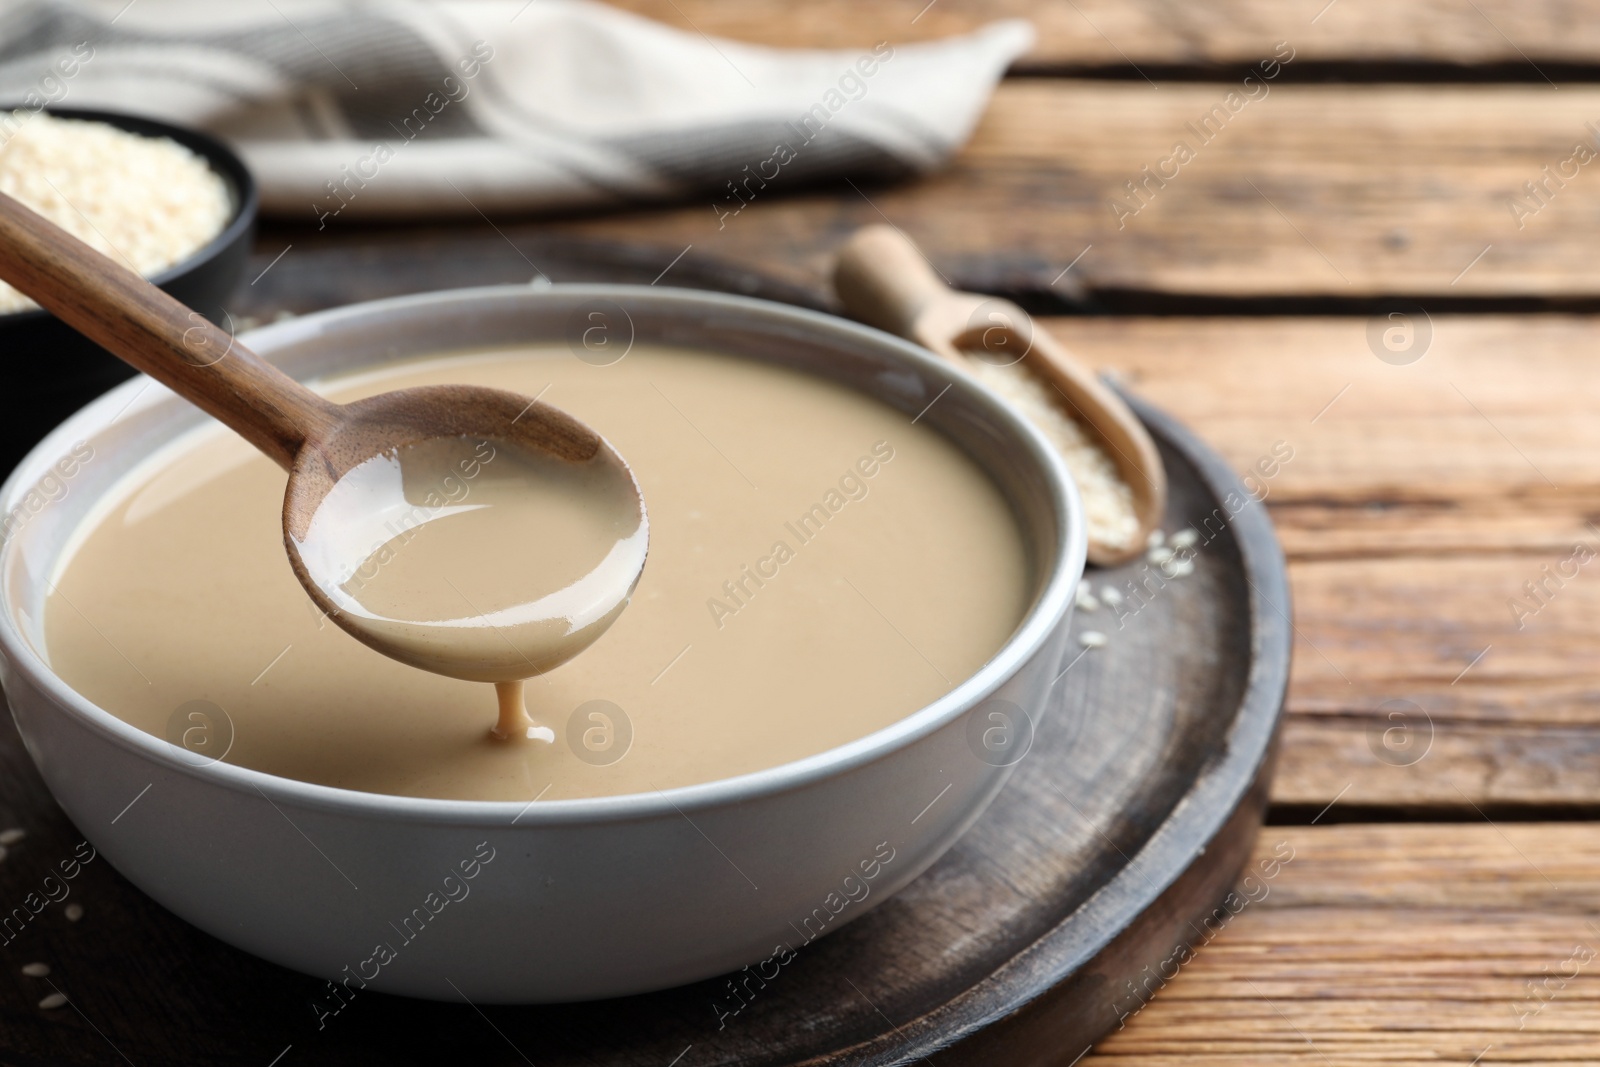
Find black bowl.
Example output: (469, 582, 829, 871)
(0, 107, 258, 474)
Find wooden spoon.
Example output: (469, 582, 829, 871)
(0, 190, 648, 700)
(833, 225, 1165, 566)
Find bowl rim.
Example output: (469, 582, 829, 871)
(0, 284, 1085, 825)
(0, 105, 259, 325)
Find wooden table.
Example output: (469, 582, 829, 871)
(28, 2, 1600, 1062)
(480, 4, 1598, 1060)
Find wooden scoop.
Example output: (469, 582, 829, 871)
(0, 190, 647, 684)
(833, 225, 1165, 566)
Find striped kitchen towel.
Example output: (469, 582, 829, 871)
(0, 0, 1032, 223)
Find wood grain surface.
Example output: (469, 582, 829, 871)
(246, 73, 1600, 304)
(1085, 823, 1600, 1065)
(1049, 315, 1600, 813)
(607, 0, 1600, 70)
(456, 82, 1600, 303)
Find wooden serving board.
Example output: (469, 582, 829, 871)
(0, 237, 1289, 1065)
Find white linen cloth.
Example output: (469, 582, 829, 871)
(0, 0, 1032, 222)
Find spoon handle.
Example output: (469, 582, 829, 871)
(832, 224, 963, 355)
(0, 190, 337, 470)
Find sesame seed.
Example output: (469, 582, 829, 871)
(0, 114, 231, 316)
(1171, 529, 1199, 549)
(38, 993, 67, 1011)
(1146, 529, 1165, 549)
(0, 828, 24, 846)
(1078, 631, 1108, 648)
(1100, 587, 1123, 606)
(1148, 546, 1174, 565)
(63, 904, 83, 923)
(1172, 559, 1195, 577)
(1074, 585, 1099, 612)
(21, 963, 49, 977)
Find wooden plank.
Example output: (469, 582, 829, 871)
(1050, 315, 1600, 556)
(536, 82, 1600, 299)
(1276, 554, 1600, 809)
(605, 0, 1600, 70)
(1086, 823, 1600, 1064)
(1046, 315, 1600, 811)
(1225, 557, 1600, 811)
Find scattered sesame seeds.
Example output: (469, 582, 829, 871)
(1148, 546, 1175, 565)
(1146, 529, 1165, 550)
(1171, 559, 1195, 577)
(1075, 582, 1099, 612)
(21, 963, 49, 977)
(37, 992, 67, 1011)
(63, 903, 83, 923)
(1100, 587, 1124, 606)
(1078, 630, 1108, 648)
(1171, 529, 1199, 549)
(0, 828, 24, 846)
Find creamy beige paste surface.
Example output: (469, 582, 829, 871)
(44, 345, 1030, 801)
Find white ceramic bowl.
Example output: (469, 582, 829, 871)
(0, 286, 1083, 1002)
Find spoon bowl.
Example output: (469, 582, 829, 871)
(284, 383, 648, 684)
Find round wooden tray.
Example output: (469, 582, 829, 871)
(0, 237, 1289, 1066)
